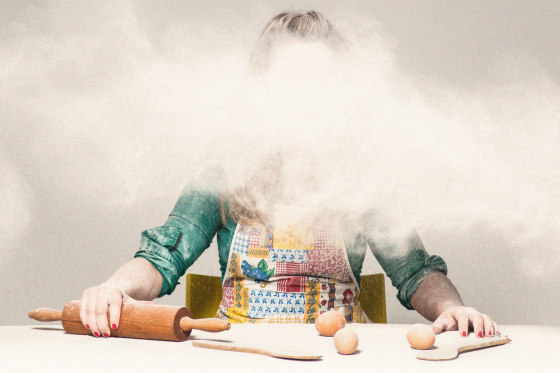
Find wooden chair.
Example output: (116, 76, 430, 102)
(186, 273, 387, 323)
(358, 273, 387, 323)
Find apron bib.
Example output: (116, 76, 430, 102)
(217, 206, 368, 324)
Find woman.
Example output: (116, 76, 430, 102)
(79, 11, 498, 338)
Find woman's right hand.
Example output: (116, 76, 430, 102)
(79, 284, 132, 338)
(78, 258, 162, 337)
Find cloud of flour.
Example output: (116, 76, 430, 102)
(1, 1, 558, 274)
(0, 161, 32, 251)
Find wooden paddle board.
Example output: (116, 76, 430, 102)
(416, 335, 511, 361)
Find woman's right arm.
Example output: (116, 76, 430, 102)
(79, 168, 224, 338)
(79, 257, 162, 338)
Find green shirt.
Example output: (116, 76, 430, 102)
(134, 171, 447, 310)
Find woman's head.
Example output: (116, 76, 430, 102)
(250, 11, 347, 72)
(222, 11, 346, 225)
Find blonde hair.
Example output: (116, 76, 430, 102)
(221, 154, 283, 226)
(250, 11, 347, 72)
(221, 11, 346, 225)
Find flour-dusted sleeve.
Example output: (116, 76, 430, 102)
(134, 170, 223, 296)
(367, 232, 448, 310)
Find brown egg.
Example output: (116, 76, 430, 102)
(334, 328, 359, 354)
(406, 324, 435, 350)
(315, 310, 346, 337)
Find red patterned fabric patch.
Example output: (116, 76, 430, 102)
(276, 276, 306, 292)
(313, 227, 338, 250)
(275, 262, 310, 276)
(307, 248, 349, 279)
(222, 283, 235, 307)
(342, 288, 354, 305)
(248, 234, 261, 248)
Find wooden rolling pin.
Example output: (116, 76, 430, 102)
(29, 300, 230, 342)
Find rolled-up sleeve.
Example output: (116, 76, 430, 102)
(134, 171, 222, 297)
(367, 232, 448, 310)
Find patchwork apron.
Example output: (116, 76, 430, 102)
(217, 206, 368, 323)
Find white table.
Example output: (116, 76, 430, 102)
(1, 324, 559, 372)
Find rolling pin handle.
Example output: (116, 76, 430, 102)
(180, 317, 231, 333)
(28, 308, 63, 322)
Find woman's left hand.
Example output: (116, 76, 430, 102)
(432, 306, 499, 337)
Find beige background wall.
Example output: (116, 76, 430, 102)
(1, 1, 558, 325)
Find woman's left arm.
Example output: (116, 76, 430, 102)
(410, 271, 500, 337)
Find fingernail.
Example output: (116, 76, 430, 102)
(488, 331, 492, 336)
(461, 331, 466, 337)
(103, 333, 109, 338)
(477, 331, 482, 338)
(86, 324, 90, 329)
(93, 332, 100, 337)
(112, 324, 117, 330)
